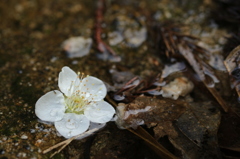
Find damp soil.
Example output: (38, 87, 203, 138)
(0, 0, 236, 159)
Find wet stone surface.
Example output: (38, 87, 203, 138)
(0, 0, 236, 158)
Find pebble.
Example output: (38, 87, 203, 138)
(21, 134, 28, 139)
(17, 152, 27, 157)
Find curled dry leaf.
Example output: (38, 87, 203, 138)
(224, 45, 240, 99)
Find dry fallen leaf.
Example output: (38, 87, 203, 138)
(115, 96, 187, 129)
(153, 121, 178, 139)
(169, 102, 221, 159)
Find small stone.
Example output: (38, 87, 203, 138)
(21, 134, 28, 140)
(17, 152, 27, 157)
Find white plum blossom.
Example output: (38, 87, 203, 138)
(35, 66, 115, 138)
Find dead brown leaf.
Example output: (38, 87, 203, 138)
(115, 96, 187, 129)
(169, 102, 221, 159)
(153, 121, 178, 139)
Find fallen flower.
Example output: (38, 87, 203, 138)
(35, 66, 115, 138)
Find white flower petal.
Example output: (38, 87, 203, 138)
(35, 90, 65, 122)
(62, 36, 93, 58)
(84, 101, 115, 123)
(75, 122, 106, 140)
(80, 76, 107, 101)
(55, 113, 90, 138)
(58, 66, 80, 96)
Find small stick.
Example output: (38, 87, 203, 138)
(138, 88, 161, 93)
(94, 0, 121, 61)
(43, 128, 100, 156)
(50, 138, 74, 158)
(115, 76, 139, 94)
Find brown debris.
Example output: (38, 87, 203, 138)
(155, 23, 229, 112)
(153, 121, 178, 139)
(128, 126, 178, 159)
(110, 70, 162, 103)
(170, 102, 221, 159)
(115, 96, 186, 129)
(224, 45, 240, 99)
(107, 96, 179, 159)
(94, 0, 121, 62)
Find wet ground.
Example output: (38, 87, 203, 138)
(0, 0, 238, 159)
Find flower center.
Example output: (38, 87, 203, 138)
(64, 72, 94, 114)
(64, 95, 89, 114)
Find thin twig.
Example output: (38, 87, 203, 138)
(43, 128, 100, 157)
(43, 138, 74, 154)
(94, 0, 120, 61)
(115, 76, 139, 94)
(50, 138, 74, 158)
(128, 127, 178, 159)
